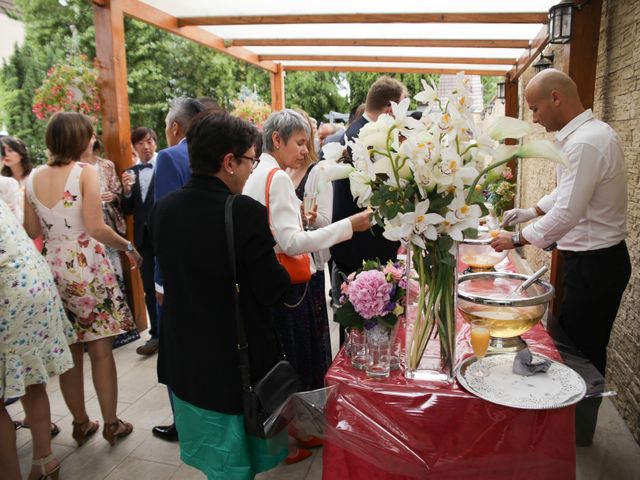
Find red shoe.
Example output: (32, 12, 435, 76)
(296, 436, 323, 449)
(284, 447, 312, 464)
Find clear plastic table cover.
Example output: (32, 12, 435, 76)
(314, 255, 613, 479)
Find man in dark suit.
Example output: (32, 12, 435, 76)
(330, 77, 408, 342)
(150, 97, 208, 442)
(121, 127, 158, 355)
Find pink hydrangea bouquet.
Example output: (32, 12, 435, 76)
(335, 259, 409, 331)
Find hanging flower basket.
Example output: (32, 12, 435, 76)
(32, 54, 101, 122)
(231, 98, 272, 129)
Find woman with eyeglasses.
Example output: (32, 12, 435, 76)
(243, 109, 370, 463)
(149, 110, 291, 479)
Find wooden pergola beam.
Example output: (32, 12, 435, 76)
(229, 38, 531, 49)
(259, 54, 515, 65)
(120, 0, 277, 72)
(508, 25, 549, 81)
(179, 12, 548, 27)
(283, 65, 507, 76)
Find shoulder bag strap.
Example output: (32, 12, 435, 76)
(225, 194, 253, 393)
(264, 167, 280, 225)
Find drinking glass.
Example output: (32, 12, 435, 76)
(470, 319, 491, 377)
(348, 328, 367, 370)
(303, 192, 317, 215)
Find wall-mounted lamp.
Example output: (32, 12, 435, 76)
(549, 0, 573, 44)
(533, 52, 555, 73)
(496, 81, 506, 102)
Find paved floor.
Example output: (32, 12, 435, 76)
(8, 270, 640, 480)
(8, 330, 640, 480)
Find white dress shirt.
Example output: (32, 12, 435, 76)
(139, 154, 156, 202)
(243, 153, 353, 272)
(523, 109, 627, 251)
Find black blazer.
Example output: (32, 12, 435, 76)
(330, 115, 400, 275)
(121, 164, 155, 247)
(149, 175, 291, 414)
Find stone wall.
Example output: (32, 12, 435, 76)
(593, 0, 640, 444)
(516, 0, 640, 443)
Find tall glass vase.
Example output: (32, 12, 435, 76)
(404, 240, 458, 382)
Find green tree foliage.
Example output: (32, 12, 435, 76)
(481, 76, 501, 106)
(284, 71, 347, 121)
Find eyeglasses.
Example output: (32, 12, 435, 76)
(236, 155, 260, 169)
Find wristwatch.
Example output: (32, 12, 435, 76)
(125, 241, 134, 252)
(511, 231, 523, 248)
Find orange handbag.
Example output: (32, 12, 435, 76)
(265, 168, 311, 284)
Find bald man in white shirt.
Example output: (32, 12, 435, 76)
(491, 69, 631, 446)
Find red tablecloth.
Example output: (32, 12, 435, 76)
(322, 258, 575, 480)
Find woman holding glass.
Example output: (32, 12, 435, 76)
(24, 112, 140, 447)
(243, 109, 370, 462)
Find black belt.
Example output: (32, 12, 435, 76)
(560, 241, 626, 259)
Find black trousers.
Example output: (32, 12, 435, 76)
(139, 234, 158, 338)
(559, 241, 631, 443)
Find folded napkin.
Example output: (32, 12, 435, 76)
(512, 347, 551, 376)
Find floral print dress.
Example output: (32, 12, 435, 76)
(0, 199, 75, 399)
(26, 162, 135, 342)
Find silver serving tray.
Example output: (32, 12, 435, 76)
(457, 353, 586, 410)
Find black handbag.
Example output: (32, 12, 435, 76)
(225, 195, 301, 438)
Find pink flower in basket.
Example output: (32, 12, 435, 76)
(347, 270, 393, 319)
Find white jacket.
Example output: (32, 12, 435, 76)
(243, 153, 352, 272)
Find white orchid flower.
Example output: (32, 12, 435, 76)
(358, 116, 394, 152)
(431, 148, 479, 192)
(372, 155, 412, 182)
(440, 203, 481, 241)
(349, 171, 373, 207)
(382, 200, 444, 248)
(382, 214, 414, 243)
(314, 161, 354, 195)
(390, 98, 425, 134)
(486, 116, 533, 141)
(414, 78, 437, 105)
(321, 142, 346, 162)
(515, 139, 570, 168)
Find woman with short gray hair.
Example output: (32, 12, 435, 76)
(243, 109, 370, 463)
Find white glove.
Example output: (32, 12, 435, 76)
(501, 207, 538, 227)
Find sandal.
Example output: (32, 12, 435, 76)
(31, 453, 60, 480)
(72, 419, 99, 446)
(102, 418, 133, 446)
(14, 420, 61, 438)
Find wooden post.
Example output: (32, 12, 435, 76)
(503, 73, 519, 213)
(270, 63, 285, 111)
(549, 0, 603, 316)
(93, 0, 147, 332)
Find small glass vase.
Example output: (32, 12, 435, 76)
(404, 241, 458, 383)
(365, 324, 392, 378)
